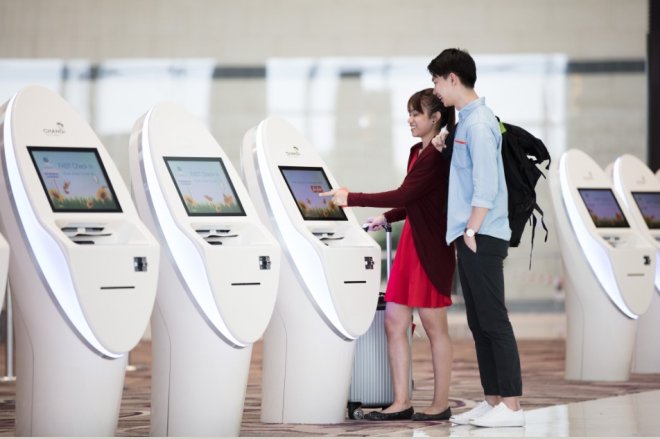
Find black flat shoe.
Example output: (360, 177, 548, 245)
(411, 406, 452, 421)
(364, 406, 414, 421)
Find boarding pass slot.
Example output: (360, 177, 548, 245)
(602, 235, 629, 248)
(195, 227, 239, 246)
(61, 224, 112, 245)
(312, 232, 344, 241)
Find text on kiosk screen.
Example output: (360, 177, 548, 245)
(631, 191, 660, 229)
(164, 157, 246, 217)
(577, 188, 630, 228)
(279, 166, 348, 221)
(28, 146, 122, 213)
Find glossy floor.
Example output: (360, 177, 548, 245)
(1, 336, 659, 436)
(380, 390, 660, 437)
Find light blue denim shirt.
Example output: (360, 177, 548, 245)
(446, 97, 511, 244)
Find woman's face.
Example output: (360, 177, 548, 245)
(408, 106, 437, 139)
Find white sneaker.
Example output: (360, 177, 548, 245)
(469, 402, 525, 427)
(449, 400, 493, 425)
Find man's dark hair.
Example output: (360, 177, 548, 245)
(427, 48, 477, 88)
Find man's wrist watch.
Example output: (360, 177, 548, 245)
(465, 227, 476, 238)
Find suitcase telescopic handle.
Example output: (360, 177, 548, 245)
(384, 224, 392, 279)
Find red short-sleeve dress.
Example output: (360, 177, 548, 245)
(385, 153, 452, 308)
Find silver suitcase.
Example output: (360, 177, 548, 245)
(348, 225, 413, 419)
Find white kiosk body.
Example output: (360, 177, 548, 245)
(0, 86, 159, 435)
(549, 149, 654, 381)
(129, 102, 280, 436)
(241, 116, 380, 423)
(611, 154, 660, 373)
(0, 234, 8, 309)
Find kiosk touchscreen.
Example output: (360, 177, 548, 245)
(611, 154, 660, 373)
(549, 149, 654, 381)
(279, 166, 348, 221)
(0, 86, 160, 436)
(241, 116, 380, 423)
(129, 102, 280, 436)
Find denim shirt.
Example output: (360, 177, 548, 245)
(446, 97, 511, 244)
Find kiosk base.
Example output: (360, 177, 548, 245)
(631, 291, 660, 374)
(14, 301, 127, 436)
(564, 274, 637, 381)
(261, 262, 354, 424)
(150, 303, 252, 437)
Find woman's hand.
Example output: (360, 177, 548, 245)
(363, 214, 387, 231)
(431, 128, 449, 152)
(318, 187, 349, 207)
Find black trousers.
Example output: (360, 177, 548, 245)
(456, 234, 522, 397)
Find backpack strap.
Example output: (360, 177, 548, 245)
(535, 203, 549, 243)
(528, 215, 536, 270)
(527, 203, 549, 270)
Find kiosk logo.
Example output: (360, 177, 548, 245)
(43, 122, 66, 136)
(285, 145, 301, 157)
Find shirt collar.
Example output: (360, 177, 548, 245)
(458, 96, 485, 120)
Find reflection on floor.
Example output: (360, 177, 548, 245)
(0, 335, 658, 436)
(238, 337, 660, 437)
(380, 390, 660, 437)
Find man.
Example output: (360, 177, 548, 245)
(428, 48, 524, 428)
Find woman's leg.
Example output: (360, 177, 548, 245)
(382, 301, 413, 412)
(418, 306, 452, 413)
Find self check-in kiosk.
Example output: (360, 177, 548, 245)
(0, 233, 8, 310)
(611, 154, 660, 373)
(241, 116, 380, 423)
(549, 148, 654, 381)
(129, 102, 280, 436)
(0, 85, 159, 435)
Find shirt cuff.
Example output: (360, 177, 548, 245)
(471, 197, 494, 209)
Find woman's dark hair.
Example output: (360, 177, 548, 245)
(427, 48, 477, 88)
(408, 88, 455, 132)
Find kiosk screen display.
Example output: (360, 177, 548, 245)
(28, 147, 122, 212)
(164, 157, 245, 216)
(279, 166, 347, 221)
(578, 188, 629, 228)
(631, 192, 660, 229)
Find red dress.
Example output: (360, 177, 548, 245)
(348, 142, 455, 306)
(384, 152, 452, 308)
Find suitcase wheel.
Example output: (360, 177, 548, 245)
(347, 401, 363, 420)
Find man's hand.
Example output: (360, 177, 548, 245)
(464, 233, 477, 253)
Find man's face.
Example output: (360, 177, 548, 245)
(432, 74, 453, 106)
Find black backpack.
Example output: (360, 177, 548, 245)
(498, 120, 551, 263)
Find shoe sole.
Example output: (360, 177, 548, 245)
(470, 422, 525, 427)
(450, 417, 473, 425)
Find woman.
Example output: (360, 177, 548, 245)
(321, 88, 456, 421)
